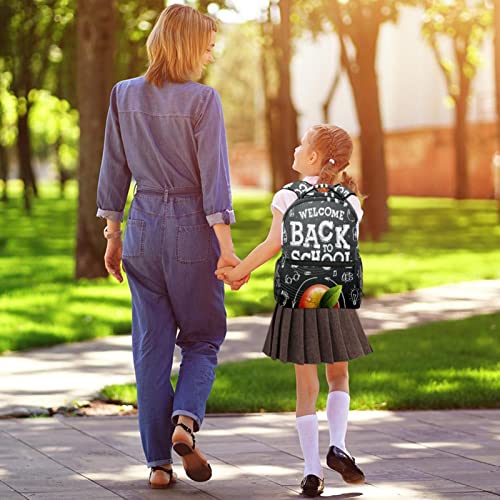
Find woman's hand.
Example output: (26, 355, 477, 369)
(217, 253, 250, 291)
(104, 239, 124, 283)
(215, 265, 238, 283)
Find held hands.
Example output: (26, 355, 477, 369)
(104, 239, 124, 283)
(216, 253, 250, 291)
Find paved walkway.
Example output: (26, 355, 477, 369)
(1, 280, 499, 414)
(1, 410, 499, 499)
(1, 280, 500, 498)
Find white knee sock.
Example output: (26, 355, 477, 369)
(296, 414, 323, 479)
(326, 391, 350, 454)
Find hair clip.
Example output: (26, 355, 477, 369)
(329, 158, 335, 165)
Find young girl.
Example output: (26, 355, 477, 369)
(216, 124, 373, 497)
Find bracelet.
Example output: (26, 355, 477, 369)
(103, 226, 123, 240)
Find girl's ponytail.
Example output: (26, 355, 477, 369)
(311, 125, 365, 199)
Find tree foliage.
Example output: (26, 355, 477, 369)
(116, 0, 165, 81)
(0, 0, 75, 208)
(260, 0, 299, 191)
(206, 22, 263, 145)
(422, 0, 493, 199)
(297, 0, 417, 240)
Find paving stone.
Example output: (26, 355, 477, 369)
(0, 493, 26, 500)
(465, 455, 500, 467)
(118, 485, 216, 500)
(1, 409, 500, 498)
(24, 491, 120, 499)
(436, 470, 500, 489)
(361, 468, 437, 482)
(0, 481, 24, 498)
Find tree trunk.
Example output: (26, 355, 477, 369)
(261, 0, 299, 192)
(453, 42, 470, 200)
(274, 0, 298, 191)
(17, 108, 38, 212)
(453, 94, 468, 199)
(343, 35, 388, 240)
(494, 0, 500, 221)
(54, 138, 70, 198)
(75, 0, 116, 279)
(495, 0, 500, 150)
(261, 40, 281, 192)
(0, 143, 8, 202)
(355, 73, 388, 240)
(322, 62, 342, 123)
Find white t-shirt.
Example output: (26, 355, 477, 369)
(271, 176, 364, 224)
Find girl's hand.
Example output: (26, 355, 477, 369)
(216, 253, 250, 290)
(215, 265, 250, 291)
(104, 239, 124, 283)
(215, 265, 237, 282)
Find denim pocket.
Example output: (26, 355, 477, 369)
(176, 224, 210, 263)
(123, 219, 145, 257)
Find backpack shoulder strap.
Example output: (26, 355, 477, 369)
(331, 183, 355, 201)
(282, 181, 314, 198)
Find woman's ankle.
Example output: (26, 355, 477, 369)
(152, 464, 172, 470)
(177, 415, 195, 431)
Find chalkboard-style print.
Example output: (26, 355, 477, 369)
(274, 182, 363, 309)
(298, 284, 330, 308)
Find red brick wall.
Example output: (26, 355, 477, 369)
(229, 122, 497, 199)
(383, 122, 496, 199)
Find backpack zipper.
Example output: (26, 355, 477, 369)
(280, 258, 359, 266)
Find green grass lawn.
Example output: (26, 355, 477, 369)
(100, 312, 500, 411)
(0, 180, 499, 353)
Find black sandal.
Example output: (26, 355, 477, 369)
(173, 422, 196, 453)
(172, 422, 212, 482)
(149, 465, 176, 489)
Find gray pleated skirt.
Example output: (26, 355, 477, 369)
(263, 305, 373, 365)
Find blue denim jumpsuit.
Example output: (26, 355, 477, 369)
(96, 76, 235, 467)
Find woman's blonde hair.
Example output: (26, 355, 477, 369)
(310, 124, 365, 199)
(145, 4, 217, 86)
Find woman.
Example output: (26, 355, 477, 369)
(96, 4, 247, 489)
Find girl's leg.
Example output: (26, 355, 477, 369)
(295, 364, 323, 479)
(325, 362, 350, 453)
(325, 362, 365, 484)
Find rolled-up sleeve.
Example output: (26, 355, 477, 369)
(194, 88, 235, 226)
(96, 83, 132, 222)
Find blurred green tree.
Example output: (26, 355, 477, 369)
(116, 0, 165, 81)
(422, 0, 493, 200)
(494, 0, 500, 150)
(0, 0, 74, 211)
(299, 0, 417, 240)
(495, 0, 500, 222)
(0, 69, 17, 201)
(206, 22, 263, 146)
(29, 89, 79, 197)
(261, 0, 299, 191)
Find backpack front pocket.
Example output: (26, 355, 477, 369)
(274, 258, 362, 309)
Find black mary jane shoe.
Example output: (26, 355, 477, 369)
(326, 445, 365, 484)
(149, 465, 176, 489)
(300, 474, 325, 497)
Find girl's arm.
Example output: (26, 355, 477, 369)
(216, 209, 283, 283)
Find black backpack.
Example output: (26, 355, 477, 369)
(274, 181, 363, 309)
